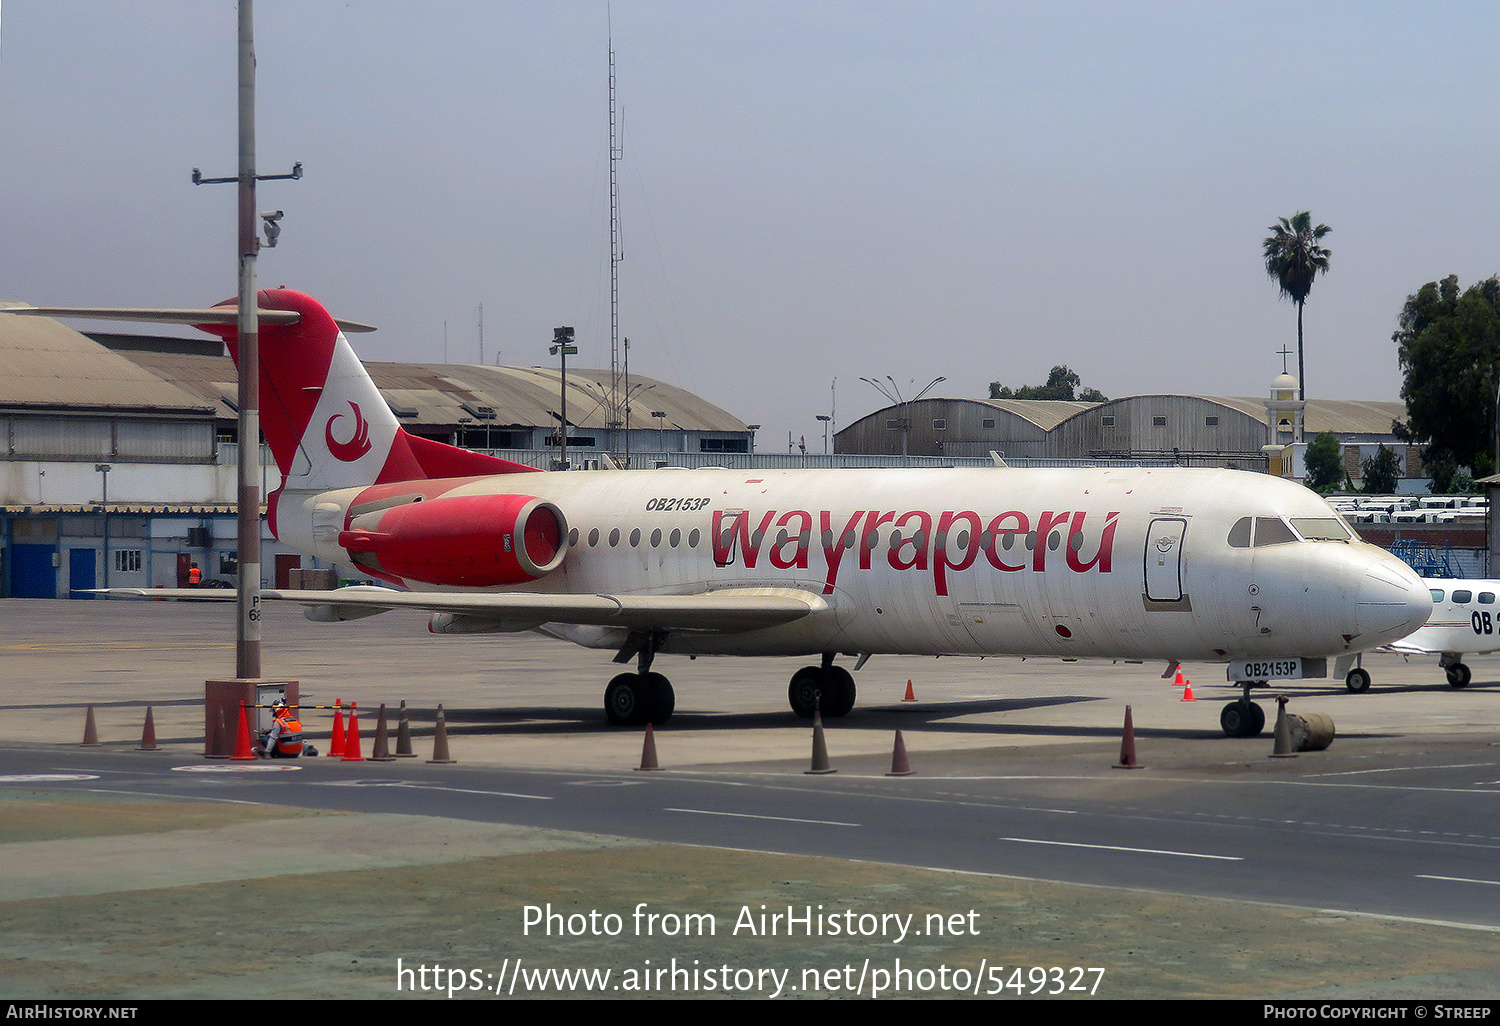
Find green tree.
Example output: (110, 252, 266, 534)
(989, 365, 1107, 402)
(1303, 431, 1344, 492)
(1361, 444, 1401, 495)
(1263, 211, 1332, 401)
(1393, 274, 1500, 491)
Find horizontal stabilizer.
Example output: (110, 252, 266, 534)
(0, 304, 377, 333)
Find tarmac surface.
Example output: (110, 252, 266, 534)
(4, 597, 1500, 1000)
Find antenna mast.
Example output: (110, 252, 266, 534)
(608, 15, 624, 449)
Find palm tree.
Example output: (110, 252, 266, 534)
(1263, 211, 1332, 402)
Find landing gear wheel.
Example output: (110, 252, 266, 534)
(1345, 667, 1372, 693)
(1447, 663, 1472, 689)
(1220, 700, 1265, 738)
(642, 671, 675, 724)
(605, 673, 645, 726)
(605, 672, 675, 726)
(789, 667, 823, 718)
(825, 667, 857, 717)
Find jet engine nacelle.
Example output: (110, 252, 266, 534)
(337, 493, 568, 587)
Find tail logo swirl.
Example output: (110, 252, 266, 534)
(325, 402, 373, 462)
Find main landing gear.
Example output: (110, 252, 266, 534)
(604, 671, 675, 726)
(788, 654, 857, 718)
(604, 629, 675, 727)
(1446, 662, 1472, 689)
(1220, 681, 1267, 738)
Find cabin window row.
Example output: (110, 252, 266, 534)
(1430, 589, 1496, 605)
(570, 524, 1096, 554)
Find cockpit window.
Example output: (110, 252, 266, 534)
(1253, 517, 1297, 546)
(1290, 517, 1353, 541)
(1227, 517, 1251, 548)
(1454, 589, 1473, 604)
(1430, 589, 1446, 602)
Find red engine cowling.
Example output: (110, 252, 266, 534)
(337, 493, 567, 587)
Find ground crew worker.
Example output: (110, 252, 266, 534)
(188, 562, 201, 586)
(259, 698, 305, 758)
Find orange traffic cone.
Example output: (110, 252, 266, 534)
(341, 702, 364, 761)
(1173, 669, 1185, 687)
(902, 679, 917, 702)
(136, 706, 159, 752)
(636, 723, 663, 771)
(1180, 681, 1196, 702)
(231, 700, 256, 760)
(81, 704, 100, 747)
(329, 699, 346, 758)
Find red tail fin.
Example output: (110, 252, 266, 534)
(199, 288, 537, 490)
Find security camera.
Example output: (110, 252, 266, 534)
(260, 210, 284, 248)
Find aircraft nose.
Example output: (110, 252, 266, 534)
(1357, 558, 1432, 641)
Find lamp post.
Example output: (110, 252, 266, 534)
(859, 376, 946, 464)
(95, 463, 111, 588)
(550, 327, 577, 470)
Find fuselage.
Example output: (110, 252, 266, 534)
(1395, 578, 1500, 658)
(276, 464, 1431, 663)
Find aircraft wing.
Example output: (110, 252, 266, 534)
(86, 585, 827, 633)
(1386, 639, 1438, 654)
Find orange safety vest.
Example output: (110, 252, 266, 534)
(188, 566, 202, 585)
(270, 711, 304, 756)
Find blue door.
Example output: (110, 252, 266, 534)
(10, 544, 56, 598)
(68, 548, 96, 599)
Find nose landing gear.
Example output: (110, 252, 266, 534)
(788, 654, 857, 718)
(1221, 681, 1267, 738)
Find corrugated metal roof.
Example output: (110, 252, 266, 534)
(973, 398, 1102, 430)
(1191, 396, 1406, 435)
(0, 303, 215, 414)
(1052, 395, 1405, 436)
(34, 318, 747, 431)
(394, 364, 748, 432)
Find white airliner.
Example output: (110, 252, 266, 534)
(3, 290, 1434, 737)
(1388, 579, 1500, 688)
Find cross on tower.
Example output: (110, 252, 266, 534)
(1277, 346, 1294, 374)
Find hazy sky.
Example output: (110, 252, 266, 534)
(4, 2, 1499, 450)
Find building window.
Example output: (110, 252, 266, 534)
(932, 419, 947, 431)
(114, 550, 142, 573)
(1205, 416, 1219, 427)
(886, 419, 901, 430)
(981, 418, 996, 429)
(1152, 416, 1167, 427)
(700, 438, 748, 453)
(1101, 416, 1116, 427)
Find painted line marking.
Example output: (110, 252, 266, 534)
(307, 781, 552, 801)
(171, 764, 302, 773)
(666, 808, 859, 827)
(1000, 837, 1242, 861)
(1416, 874, 1500, 887)
(0, 774, 99, 782)
(1310, 763, 1497, 778)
